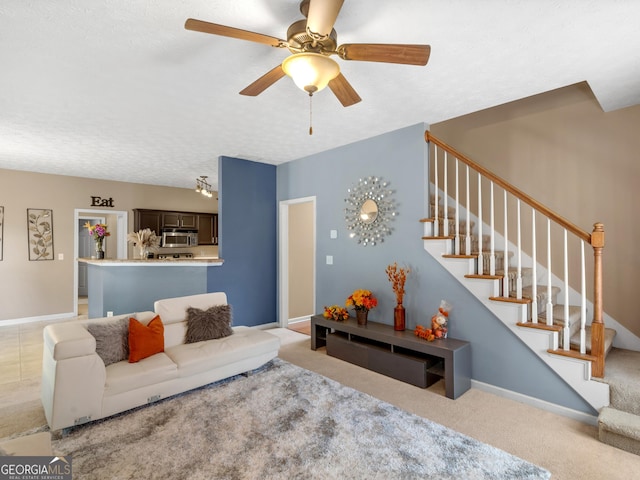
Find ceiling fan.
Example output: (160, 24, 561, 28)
(185, 0, 431, 108)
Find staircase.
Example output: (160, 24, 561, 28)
(420, 132, 640, 455)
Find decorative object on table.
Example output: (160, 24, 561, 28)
(346, 289, 378, 325)
(127, 228, 161, 259)
(27, 208, 54, 261)
(323, 305, 349, 322)
(0, 206, 3, 261)
(386, 262, 411, 331)
(414, 300, 452, 341)
(85, 221, 110, 259)
(344, 176, 397, 246)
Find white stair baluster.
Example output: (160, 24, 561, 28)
(531, 210, 538, 322)
(465, 165, 471, 255)
(477, 173, 484, 275)
(516, 199, 522, 299)
(489, 182, 496, 276)
(503, 190, 509, 297)
(454, 158, 460, 254)
(580, 241, 587, 354)
(434, 147, 439, 236)
(546, 219, 553, 326)
(443, 152, 449, 236)
(563, 229, 570, 350)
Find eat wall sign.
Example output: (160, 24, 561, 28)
(90, 196, 115, 207)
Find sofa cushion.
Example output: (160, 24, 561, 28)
(104, 353, 178, 397)
(129, 315, 164, 363)
(87, 316, 129, 366)
(154, 292, 228, 325)
(165, 328, 280, 378)
(185, 304, 233, 344)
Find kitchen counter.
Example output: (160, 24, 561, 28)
(80, 258, 225, 317)
(79, 257, 224, 266)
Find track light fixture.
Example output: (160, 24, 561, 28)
(195, 175, 214, 198)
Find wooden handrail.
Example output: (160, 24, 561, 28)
(425, 131, 592, 244)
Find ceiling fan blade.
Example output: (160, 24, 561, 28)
(338, 44, 431, 66)
(185, 18, 286, 48)
(328, 73, 361, 107)
(306, 0, 344, 39)
(239, 65, 286, 96)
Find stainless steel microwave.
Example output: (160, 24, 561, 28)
(161, 229, 198, 248)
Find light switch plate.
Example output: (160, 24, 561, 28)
(58, 253, 64, 260)
(330, 230, 337, 239)
(326, 255, 333, 265)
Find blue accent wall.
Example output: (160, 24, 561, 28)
(206, 156, 277, 327)
(276, 123, 595, 415)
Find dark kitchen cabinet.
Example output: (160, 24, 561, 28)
(133, 209, 162, 235)
(162, 213, 197, 229)
(197, 213, 218, 245)
(133, 209, 217, 244)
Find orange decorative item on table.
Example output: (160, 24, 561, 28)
(415, 300, 452, 341)
(323, 305, 349, 321)
(346, 289, 378, 325)
(386, 262, 410, 331)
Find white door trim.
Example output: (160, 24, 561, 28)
(73, 209, 128, 316)
(278, 196, 316, 327)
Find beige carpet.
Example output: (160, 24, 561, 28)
(3, 328, 640, 479)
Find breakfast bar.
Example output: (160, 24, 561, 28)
(79, 257, 224, 318)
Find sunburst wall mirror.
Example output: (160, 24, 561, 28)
(344, 176, 396, 246)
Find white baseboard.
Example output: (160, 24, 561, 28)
(288, 315, 311, 324)
(0, 312, 77, 327)
(471, 379, 598, 426)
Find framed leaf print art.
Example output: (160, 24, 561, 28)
(27, 208, 54, 261)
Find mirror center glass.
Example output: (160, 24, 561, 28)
(360, 199, 378, 224)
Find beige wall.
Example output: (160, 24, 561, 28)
(431, 82, 640, 337)
(288, 201, 314, 319)
(0, 169, 218, 322)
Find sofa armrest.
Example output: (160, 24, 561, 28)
(44, 323, 96, 360)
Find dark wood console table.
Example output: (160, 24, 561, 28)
(311, 314, 471, 400)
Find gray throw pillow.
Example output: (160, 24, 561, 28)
(87, 316, 130, 366)
(185, 304, 233, 344)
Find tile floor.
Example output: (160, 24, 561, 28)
(0, 306, 87, 386)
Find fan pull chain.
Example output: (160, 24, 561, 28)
(309, 93, 313, 135)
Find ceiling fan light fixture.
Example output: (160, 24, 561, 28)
(282, 53, 340, 94)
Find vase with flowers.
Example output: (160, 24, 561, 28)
(346, 289, 378, 325)
(85, 222, 110, 259)
(127, 228, 161, 259)
(386, 262, 410, 331)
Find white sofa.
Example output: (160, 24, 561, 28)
(41, 292, 280, 431)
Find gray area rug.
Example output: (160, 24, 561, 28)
(51, 358, 550, 479)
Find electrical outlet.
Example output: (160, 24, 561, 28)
(107, 311, 113, 317)
(58, 253, 64, 260)
(330, 230, 337, 239)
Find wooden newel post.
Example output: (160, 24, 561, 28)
(591, 222, 605, 378)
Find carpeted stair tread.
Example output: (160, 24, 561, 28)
(538, 304, 581, 328)
(598, 407, 640, 456)
(516, 285, 560, 303)
(570, 326, 616, 357)
(599, 347, 640, 416)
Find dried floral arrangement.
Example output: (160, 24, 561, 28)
(386, 262, 410, 305)
(345, 289, 378, 312)
(415, 300, 452, 341)
(323, 305, 349, 321)
(127, 228, 161, 255)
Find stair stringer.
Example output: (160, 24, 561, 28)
(423, 238, 610, 412)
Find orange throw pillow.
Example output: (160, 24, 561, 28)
(128, 315, 164, 363)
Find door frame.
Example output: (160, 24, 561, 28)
(73, 209, 128, 316)
(278, 196, 316, 327)
(77, 215, 105, 297)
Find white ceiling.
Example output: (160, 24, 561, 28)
(1, 1, 638, 191)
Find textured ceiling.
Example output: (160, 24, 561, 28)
(1, 1, 639, 191)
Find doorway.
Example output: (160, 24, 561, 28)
(73, 209, 128, 317)
(278, 197, 316, 328)
(78, 216, 105, 298)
